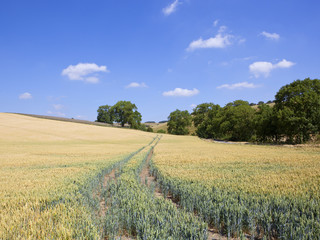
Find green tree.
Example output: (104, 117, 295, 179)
(167, 109, 192, 135)
(192, 103, 222, 139)
(112, 101, 142, 128)
(254, 104, 278, 142)
(274, 78, 320, 143)
(220, 100, 255, 141)
(97, 105, 113, 124)
(146, 127, 153, 132)
(97, 101, 142, 128)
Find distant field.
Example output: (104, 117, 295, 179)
(15, 113, 112, 127)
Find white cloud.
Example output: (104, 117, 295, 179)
(163, 88, 199, 97)
(126, 82, 148, 88)
(213, 20, 219, 27)
(260, 31, 280, 40)
(19, 92, 32, 100)
(61, 63, 109, 83)
(249, 62, 274, 78)
(163, 0, 179, 16)
(249, 59, 295, 78)
(53, 104, 63, 110)
(274, 59, 295, 68)
(187, 26, 233, 51)
(217, 82, 259, 90)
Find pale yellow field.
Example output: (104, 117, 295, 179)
(0, 113, 155, 238)
(154, 134, 320, 198)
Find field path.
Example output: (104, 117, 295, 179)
(139, 148, 238, 240)
(99, 168, 117, 218)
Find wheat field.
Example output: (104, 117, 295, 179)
(1, 113, 320, 239)
(0, 113, 154, 239)
(152, 134, 320, 238)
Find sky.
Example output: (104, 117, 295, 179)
(1, 0, 319, 122)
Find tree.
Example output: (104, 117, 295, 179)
(112, 101, 141, 128)
(192, 103, 222, 139)
(220, 100, 255, 141)
(167, 109, 192, 135)
(96, 101, 142, 128)
(254, 104, 278, 142)
(274, 78, 320, 143)
(97, 105, 113, 124)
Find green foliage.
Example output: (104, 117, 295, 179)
(192, 101, 255, 141)
(167, 109, 192, 135)
(97, 105, 113, 124)
(254, 104, 278, 142)
(150, 160, 320, 239)
(192, 78, 320, 143)
(220, 100, 255, 141)
(274, 78, 320, 143)
(102, 140, 208, 239)
(157, 129, 166, 134)
(146, 127, 153, 132)
(97, 101, 142, 128)
(192, 103, 221, 139)
(139, 124, 147, 131)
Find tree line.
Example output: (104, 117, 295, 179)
(97, 78, 320, 144)
(167, 78, 320, 144)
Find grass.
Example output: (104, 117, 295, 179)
(1, 112, 319, 239)
(153, 134, 320, 198)
(0, 113, 155, 239)
(152, 134, 320, 238)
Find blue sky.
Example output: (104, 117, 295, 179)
(1, 0, 319, 122)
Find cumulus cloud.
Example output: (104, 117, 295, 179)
(163, 88, 199, 97)
(126, 82, 148, 88)
(19, 92, 32, 100)
(217, 82, 259, 90)
(61, 63, 109, 83)
(260, 31, 280, 40)
(249, 59, 295, 78)
(274, 59, 295, 68)
(163, 0, 180, 16)
(187, 26, 233, 51)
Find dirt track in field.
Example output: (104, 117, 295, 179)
(139, 148, 239, 240)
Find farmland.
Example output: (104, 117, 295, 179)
(1, 113, 320, 239)
(152, 135, 320, 239)
(0, 113, 153, 239)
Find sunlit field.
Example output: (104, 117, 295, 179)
(152, 135, 320, 238)
(0, 113, 154, 239)
(154, 135, 320, 198)
(1, 113, 320, 239)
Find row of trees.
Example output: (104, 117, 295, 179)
(167, 78, 320, 144)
